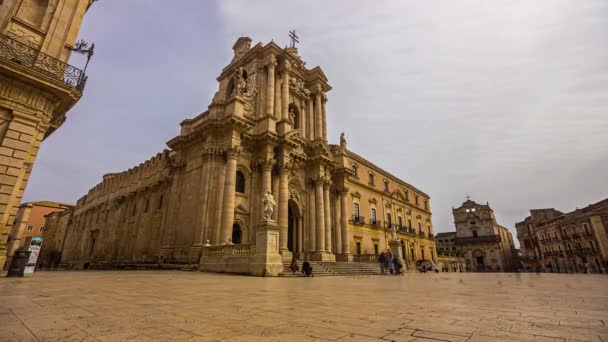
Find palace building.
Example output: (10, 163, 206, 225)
(46, 37, 436, 275)
(516, 198, 608, 274)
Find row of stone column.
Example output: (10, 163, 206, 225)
(264, 56, 327, 141)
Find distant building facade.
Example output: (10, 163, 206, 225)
(435, 232, 456, 253)
(516, 198, 608, 274)
(3, 201, 72, 270)
(451, 199, 516, 272)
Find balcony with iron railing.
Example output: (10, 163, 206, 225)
(0, 33, 87, 91)
(369, 219, 382, 228)
(351, 215, 366, 225)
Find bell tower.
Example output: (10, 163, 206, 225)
(0, 0, 95, 272)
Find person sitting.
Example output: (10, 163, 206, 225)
(290, 258, 299, 273)
(302, 261, 313, 277)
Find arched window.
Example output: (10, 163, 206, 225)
(368, 173, 375, 186)
(384, 179, 389, 192)
(235, 171, 245, 193)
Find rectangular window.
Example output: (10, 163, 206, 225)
(371, 208, 376, 223)
(424, 200, 428, 210)
(26, 226, 33, 231)
(418, 222, 422, 231)
(356, 242, 362, 255)
(404, 190, 409, 201)
(408, 219, 412, 229)
(374, 244, 379, 255)
(354, 203, 360, 218)
(415, 195, 419, 205)
(398, 216, 403, 229)
(387, 213, 392, 226)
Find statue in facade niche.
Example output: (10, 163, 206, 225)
(288, 107, 296, 124)
(262, 191, 277, 222)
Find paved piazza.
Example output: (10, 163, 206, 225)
(0, 272, 607, 342)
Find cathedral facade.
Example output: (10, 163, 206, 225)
(50, 37, 436, 274)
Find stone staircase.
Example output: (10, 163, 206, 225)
(280, 260, 336, 277)
(280, 260, 409, 277)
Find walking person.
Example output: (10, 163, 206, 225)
(378, 252, 387, 275)
(388, 252, 395, 275)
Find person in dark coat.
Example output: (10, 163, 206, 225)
(378, 252, 387, 275)
(302, 261, 313, 277)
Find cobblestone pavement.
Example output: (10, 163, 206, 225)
(0, 271, 607, 342)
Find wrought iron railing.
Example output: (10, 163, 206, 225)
(0, 33, 87, 91)
(351, 215, 365, 225)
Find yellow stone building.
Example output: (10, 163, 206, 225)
(0, 0, 93, 271)
(48, 37, 435, 275)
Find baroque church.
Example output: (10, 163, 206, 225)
(47, 37, 436, 275)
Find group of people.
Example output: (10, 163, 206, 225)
(290, 258, 313, 277)
(377, 251, 404, 275)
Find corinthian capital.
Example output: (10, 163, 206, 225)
(225, 145, 242, 159)
(266, 55, 277, 68)
(257, 156, 275, 171)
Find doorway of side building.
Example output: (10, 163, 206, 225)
(231, 223, 242, 244)
(473, 249, 485, 271)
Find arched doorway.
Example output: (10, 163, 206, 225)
(472, 249, 485, 272)
(287, 200, 302, 257)
(231, 224, 242, 244)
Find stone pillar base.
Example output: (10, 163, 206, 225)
(310, 251, 336, 262)
(336, 254, 353, 262)
(389, 240, 404, 264)
(250, 220, 283, 277)
(276, 120, 291, 136)
(280, 249, 293, 261)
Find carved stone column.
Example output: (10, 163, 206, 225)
(297, 216, 303, 255)
(339, 187, 352, 261)
(322, 93, 328, 140)
(315, 178, 325, 252)
(265, 56, 277, 116)
(334, 193, 342, 254)
(307, 180, 316, 252)
(314, 85, 323, 140)
(307, 97, 314, 140)
(260, 156, 274, 194)
(278, 161, 290, 257)
(220, 146, 240, 244)
(281, 60, 290, 121)
(323, 179, 332, 253)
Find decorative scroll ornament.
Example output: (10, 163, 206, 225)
(242, 73, 257, 115)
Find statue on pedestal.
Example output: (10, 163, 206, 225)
(262, 191, 277, 222)
(391, 224, 398, 241)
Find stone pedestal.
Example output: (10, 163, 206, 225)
(280, 250, 293, 261)
(250, 220, 283, 277)
(389, 240, 404, 265)
(310, 251, 336, 262)
(336, 254, 353, 262)
(276, 120, 291, 136)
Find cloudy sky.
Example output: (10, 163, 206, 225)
(24, 1, 608, 245)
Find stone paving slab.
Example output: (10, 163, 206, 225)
(0, 272, 607, 341)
